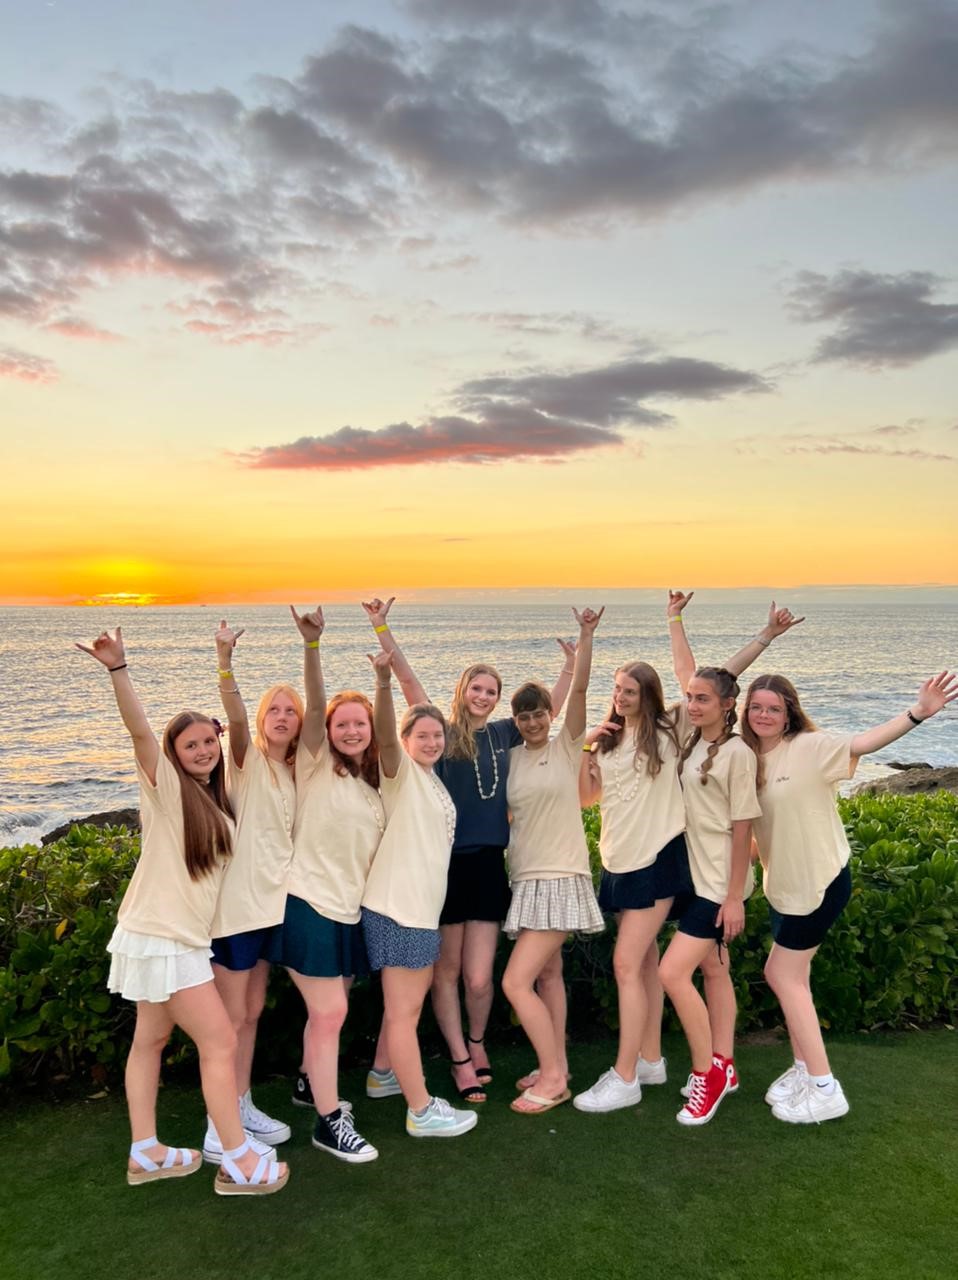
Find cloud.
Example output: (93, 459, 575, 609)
(787, 268, 958, 367)
(0, 346, 58, 384)
(738, 424, 954, 464)
(238, 348, 764, 469)
(45, 316, 123, 342)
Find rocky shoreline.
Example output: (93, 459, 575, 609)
(38, 763, 958, 844)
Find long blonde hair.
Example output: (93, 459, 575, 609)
(254, 684, 304, 773)
(446, 663, 502, 760)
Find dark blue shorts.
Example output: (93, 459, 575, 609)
(675, 893, 724, 941)
(266, 894, 369, 979)
(769, 864, 852, 951)
(211, 925, 280, 972)
(598, 833, 692, 916)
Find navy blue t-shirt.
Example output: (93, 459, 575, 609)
(436, 718, 522, 855)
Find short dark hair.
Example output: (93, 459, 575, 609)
(510, 681, 552, 716)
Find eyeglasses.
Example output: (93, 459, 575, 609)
(747, 705, 786, 717)
(515, 709, 550, 725)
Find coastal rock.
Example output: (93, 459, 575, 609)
(854, 766, 958, 797)
(886, 761, 933, 771)
(41, 807, 141, 845)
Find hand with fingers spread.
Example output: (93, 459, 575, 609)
(667, 589, 694, 618)
(912, 671, 958, 721)
(555, 636, 577, 669)
(361, 597, 395, 630)
(290, 604, 325, 644)
(573, 605, 605, 635)
(766, 600, 805, 637)
(76, 627, 126, 670)
(585, 719, 621, 747)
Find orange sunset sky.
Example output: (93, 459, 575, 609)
(2, 0, 956, 605)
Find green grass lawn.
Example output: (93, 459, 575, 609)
(3, 1031, 956, 1280)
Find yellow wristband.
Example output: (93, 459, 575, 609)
(218, 668, 233, 678)
(668, 615, 683, 624)
(582, 745, 594, 753)
(305, 640, 319, 649)
(374, 624, 389, 634)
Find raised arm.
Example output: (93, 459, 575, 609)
(549, 637, 577, 715)
(722, 600, 805, 679)
(361, 596, 428, 707)
(291, 604, 326, 755)
(565, 607, 603, 739)
(849, 672, 957, 759)
(215, 618, 250, 767)
(667, 589, 696, 692)
(75, 626, 159, 782)
(369, 650, 402, 778)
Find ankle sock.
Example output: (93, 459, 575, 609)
(809, 1072, 835, 1092)
(370, 1067, 392, 1079)
(413, 1099, 434, 1118)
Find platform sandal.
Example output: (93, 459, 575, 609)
(127, 1136, 201, 1186)
(214, 1137, 290, 1197)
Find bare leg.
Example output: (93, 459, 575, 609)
(612, 901, 672, 1081)
(501, 930, 568, 1098)
(764, 944, 828, 1075)
(639, 939, 664, 1062)
(660, 932, 718, 1074)
(213, 960, 269, 1095)
(125, 1001, 182, 1170)
(462, 920, 499, 1077)
(371, 1014, 391, 1072)
(700, 946, 738, 1061)
(288, 970, 348, 1115)
(431, 923, 481, 1093)
(535, 945, 569, 1078)
(382, 966, 434, 1112)
(168, 981, 284, 1182)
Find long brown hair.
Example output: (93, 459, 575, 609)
(446, 663, 502, 760)
(326, 691, 380, 789)
(678, 667, 740, 786)
(162, 712, 234, 881)
(597, 661, 680, 778)
(740, 673, 817, 789)
(254, 683, 304, 772)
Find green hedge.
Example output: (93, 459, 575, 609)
(2, 792, 956, 1087)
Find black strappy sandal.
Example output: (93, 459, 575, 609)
(451, 1057, 487, 1103)
(468, 1035, 493, 1085)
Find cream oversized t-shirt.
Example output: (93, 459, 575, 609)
(595, 704, 687, 874)
(211, 746, 295, 937)
(118, 753, 231, 947)
(361, 751, 454, 930)
(289, 737, 385, 925)
(507, 724, 591, 881)
(752, 731, 855, 915)
(680, 733, 760, 903)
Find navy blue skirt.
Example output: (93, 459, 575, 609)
(361, 908, 441, 971)
(598, 833, 692, 916)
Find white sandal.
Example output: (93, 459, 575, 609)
(214, 1137, 290, 1197)
(127, 1135, 201, 1186)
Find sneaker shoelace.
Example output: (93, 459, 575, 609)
(329, 1112, 367, 1151)
(685, 1073, 708, 1114)
(242, 1099, 276, 1128)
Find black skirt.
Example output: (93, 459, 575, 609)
(439, 846, 512, 925)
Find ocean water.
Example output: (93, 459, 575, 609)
(1, 597, 956, 846)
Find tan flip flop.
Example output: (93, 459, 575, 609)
(510, 1087, 572, 1115)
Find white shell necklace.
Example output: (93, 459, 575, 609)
(473, 727, 500, 800)
(610, 739, 644, 804)
(358, 780, 386, 836)
(427, 770, 458, 847)
(268, 759, 295, 838)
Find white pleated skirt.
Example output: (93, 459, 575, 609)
(107, 925, 214, 1004)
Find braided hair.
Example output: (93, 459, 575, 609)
(677, 667, 740, 786)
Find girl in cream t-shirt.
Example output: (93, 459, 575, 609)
(742, 669, 957, 1126)
(77, 625, 288, 1197)
(266, 606, 382, 1165)
(361, 650, 478, 1141)
(502, 607, 605, 1117)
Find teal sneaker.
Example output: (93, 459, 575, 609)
(406, 1096, 478, 1139)
(366, 1068, 403, 1099)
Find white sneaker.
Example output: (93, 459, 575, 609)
(764, 1063, 807, 1106)
(635, 1056, 667, 1085)
(573, 1067, 642, 1114)
(771, 1079, 849, 1125)
(406, 1096, 478, 1138)
(239, 1090, 292, 1145)
(203, 1122, 278, 1166)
